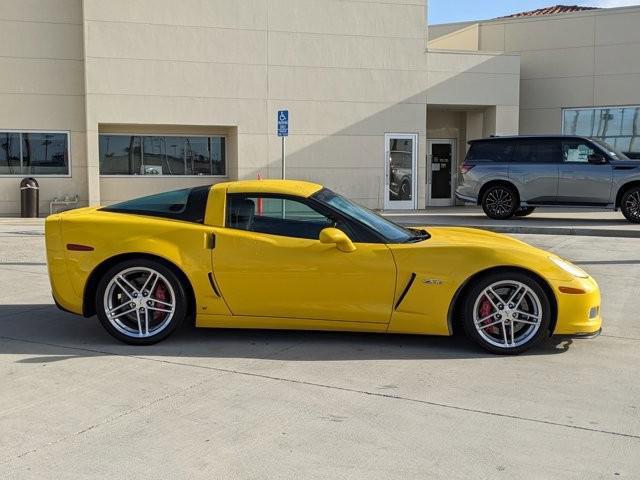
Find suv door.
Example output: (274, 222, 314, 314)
(211, 193, 397, 324)
(508, 138, 561, 203)
(557, 139, 613, 205)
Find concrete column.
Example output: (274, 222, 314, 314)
(85, 129, 100, 205)
(465, 111, 484, 148)
(494, 106, 520, 136)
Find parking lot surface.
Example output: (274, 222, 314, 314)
(386, 206, 640, 238)
(0, 221, 639, 479)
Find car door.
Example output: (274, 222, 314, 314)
(508, 138, 561, 203)
(211, 193, 397, 324)
(557, 139, 613, 205)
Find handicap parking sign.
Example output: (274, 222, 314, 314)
(277, 110, 288, 137)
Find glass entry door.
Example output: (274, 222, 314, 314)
(384, 133, 418, 210)
(427, 139, 455, 206)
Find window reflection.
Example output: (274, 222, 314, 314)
(0, 131, 69, 175)
(563, 106, 640, 156)
(0, 133, 21, 175)
(99, 134, 226, 176)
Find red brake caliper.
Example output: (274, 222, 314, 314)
(479, 296, 497, 334)
(152, 283, 168, 322)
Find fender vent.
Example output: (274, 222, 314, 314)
(395, 273, 417, 310)
(207, 272, 221, 297)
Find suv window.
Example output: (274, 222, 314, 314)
(512, 139, 561, 163)
(561, 140, 598, 163)
(226, 194, 336, 240)
(466, 141, 515, 163)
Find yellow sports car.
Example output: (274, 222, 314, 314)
(45, 180, 602, 354)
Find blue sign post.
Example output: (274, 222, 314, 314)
(277, 110, 288, 137)
(277, 110, 288, 179)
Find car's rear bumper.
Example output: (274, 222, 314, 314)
(455, 191, 477, 204)
(46, 215, 83, 316)
(553, 276, 602, 336)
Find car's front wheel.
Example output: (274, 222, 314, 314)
(481, 185, 518, 220)
(461, 271, 551, 355)
(95, 259, 188, 345)
(621, 186, 640, 223)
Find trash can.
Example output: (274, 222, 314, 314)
(20, 177, 39, 218)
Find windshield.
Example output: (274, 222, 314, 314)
(313, 188, 421, 243)
(590, 138, 630, 160)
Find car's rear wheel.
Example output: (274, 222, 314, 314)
(481, 185, 518, 220)
(95, 259, 187, 345)
(514, 207, 536, 217)
(461, 271, 551, 355)
(621, 186, 640, 223)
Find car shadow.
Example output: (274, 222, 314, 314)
(0, 304, 573, 363)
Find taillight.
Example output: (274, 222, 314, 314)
(459, 163, 474, 174)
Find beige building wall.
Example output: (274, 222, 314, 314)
(429, 6, 640, 135)
(0, 0, 86, 215)
(427, 23, 479, 52)
(0, 0, 522, 214)
(425, 49, 520, 149)
(83, 0, 430, 209)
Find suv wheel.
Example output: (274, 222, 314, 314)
(621, 186, 640, 223)
(481, 185, 518, 220)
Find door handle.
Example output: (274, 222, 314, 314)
(204, 232, 216, 249)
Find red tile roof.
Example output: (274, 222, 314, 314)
(500, 5, 599, 18)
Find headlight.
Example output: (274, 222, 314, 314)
(550, 256, 589, 278)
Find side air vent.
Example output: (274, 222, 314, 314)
(395, 273, 417, 310)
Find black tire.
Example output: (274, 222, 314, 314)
(460, 271, 551, 355)
(620, 186, 640, 223)
(514, 207, 536, 217)
(95, 258, 188, 345)
(481, 184, 518, 220)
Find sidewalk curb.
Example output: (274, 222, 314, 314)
(397, 222, 640, 238)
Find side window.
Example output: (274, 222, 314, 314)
(226, 195, 334, 240)
(512, 140, 561, 163)
(466, 141, 515, 163)
(562, 141, 596, 163)
(101, 186, 209, 223)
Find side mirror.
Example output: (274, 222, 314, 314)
(319, 227, 356, 253)
(588, 154, 607, 165)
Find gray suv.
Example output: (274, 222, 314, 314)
(456, 135, 640, 223)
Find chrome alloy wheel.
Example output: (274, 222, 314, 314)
(103, 267, 176, 339)
(485, 188, 514, 217)
(472, 280, 543, 349)
(624, 190, 640, 221)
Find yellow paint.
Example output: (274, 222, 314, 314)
(45, 180, 602, 338)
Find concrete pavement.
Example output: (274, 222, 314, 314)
(0, 221, 639, 479)
(384, 206, 640, 238)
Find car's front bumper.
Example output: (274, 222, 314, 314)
(553, 275, 602, 336)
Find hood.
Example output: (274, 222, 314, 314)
(419, 226, 541, 252)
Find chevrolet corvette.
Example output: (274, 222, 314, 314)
(45, 180, 602, 354)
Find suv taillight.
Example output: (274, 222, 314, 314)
(459, 163, 474, 174)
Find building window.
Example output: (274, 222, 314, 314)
(99, 134, 226, 176)
(0, 131, 69, 175)
(563, 106, 640, 157)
